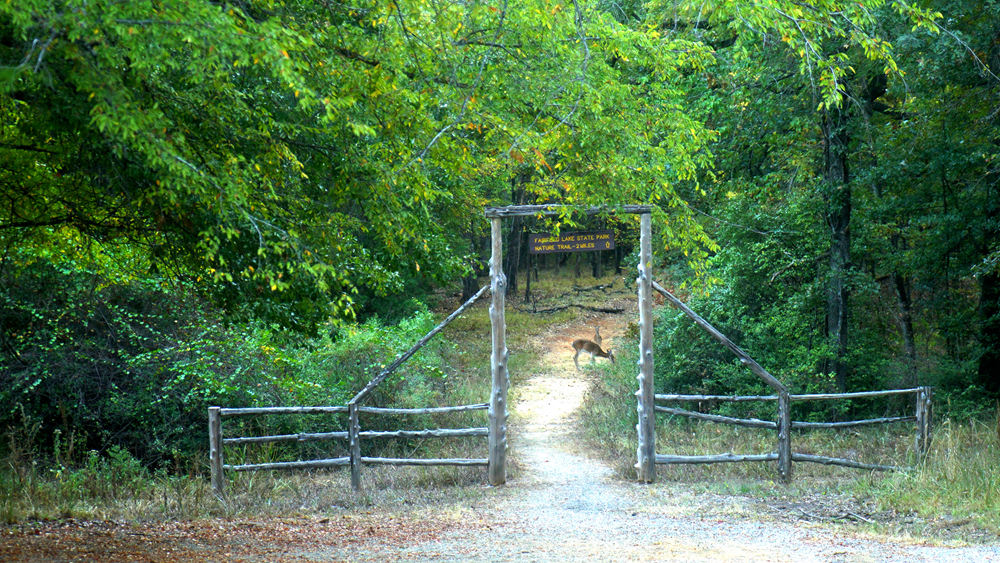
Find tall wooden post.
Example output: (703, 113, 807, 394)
(924, 386, 934, 456)
(208, 406, 225, 496)
(915, 386, 933, 459)
(777, 391, 792, 482)
(488, 217, 509, 485)
(636, 212, 656, 482)
(349, 402, 361, 490)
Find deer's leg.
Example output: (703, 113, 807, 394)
(573, 348, 581, 371)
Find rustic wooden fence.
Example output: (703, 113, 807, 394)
(208, 283, 494, 495)
(655, 387, 933, 473)
(646, 280, 933, 480)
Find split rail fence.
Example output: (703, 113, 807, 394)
(645, 280, 933, 479)
(655, 387, 933, 473)
(208, 283, 496, 495)
(209, 202, 932, 491)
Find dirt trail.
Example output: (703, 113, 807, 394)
(513, 315, 623, 486)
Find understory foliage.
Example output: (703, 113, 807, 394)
(0, 260, 457, 468)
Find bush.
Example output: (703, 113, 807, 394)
(1, 259, 460, 471)
(0, 261, 295, 466)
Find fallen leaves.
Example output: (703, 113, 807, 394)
(0, 513, 471, 562)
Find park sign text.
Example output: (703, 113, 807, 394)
(529, 230, 615, 254)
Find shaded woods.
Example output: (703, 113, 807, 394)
(1, 0, 998, 509)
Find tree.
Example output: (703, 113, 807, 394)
(2, 1, 727, 327)
(650, 0, 1000, 409)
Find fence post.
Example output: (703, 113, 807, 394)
(924, 386, 933, 454)
(208, 406, 225, 496)
(777, 391, 792, 482)
(915, 386, 933, 459)
(349, 401, 361, 490)
(488, 216, 509, 485)
(636, 212, 656, 483)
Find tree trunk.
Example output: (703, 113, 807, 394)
(461, 228, 484, 301)
(462, 274, 479, 301)
(505, 222, 521, 294)
(524, 252, 532, 303)
(863, 72, 917, 385)
(978, 269, 1000, 397)
(822, 105, 851, 393)
(976, 32, 1000, 398)
(504, 179, 527, 294)
(893, 271, 918, 385)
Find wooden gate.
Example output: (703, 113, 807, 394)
(483, 204, 654, 483)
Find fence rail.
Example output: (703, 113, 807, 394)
(221, 406, 348, 416)
(648, 279, 933, 481)
(656, 453, 779, 464)
(358, 404, 487, 415)
(208, 400, 490, 496)
(654, 387, 933, 473)
(209, 284, 496, 496)
(227, 458, 350, 472)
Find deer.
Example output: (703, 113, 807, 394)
(571, 338, 615, 371)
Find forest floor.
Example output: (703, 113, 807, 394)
(3, 307, 1000, 561)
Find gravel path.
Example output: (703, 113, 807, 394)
(328, 315, 1000, 562)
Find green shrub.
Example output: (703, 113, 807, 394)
(1, 258, 475, 473)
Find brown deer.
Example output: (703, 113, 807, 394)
(571, 338, 615, 371)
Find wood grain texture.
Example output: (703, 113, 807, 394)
(488, 217, 509, 485)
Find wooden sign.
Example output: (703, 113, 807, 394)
(529, 230, 615, 254)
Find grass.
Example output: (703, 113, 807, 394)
(864, 416, 1000, 538)
(0, 450, 492, 523)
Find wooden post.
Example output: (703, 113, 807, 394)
(636, 212, 656, 483)
(488, 217, 509, 485)
(924, 387, 933, 454)
(349, 402, 361, 490)
(915, 386, 933, 459)
(777, 391, 792, 482)
(208, 406, 225, 496)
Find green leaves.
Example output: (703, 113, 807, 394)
(660, 0, 941, 109)
(1, 0, 738, 325)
